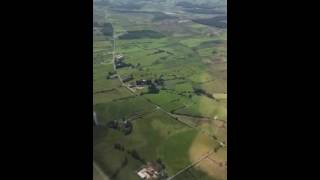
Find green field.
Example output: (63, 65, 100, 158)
(93, 111, 201, 179)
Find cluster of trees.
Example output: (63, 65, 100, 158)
(155, 159, 169, 179)
(148, 83, 160, 94)
(214, 143, 222, 153)
(146, 76, 165, 94)
(154, 77, 164, 86)
(101, 23, 113, 36)
(199, 40, 224, 48)
(114, 143, 125, 151)
(128, 150, 146, 164)
(156, 158, 166, 170)
(193, 87, 214, 99)
(107, 118, 133, 135)
(115, 61, 133, 69)
(152, 12, 176, 21)
(192, 16, 227, 28)
(122, 121, 133, 135)
(113, 145, 146, 165)
(118, 30, 164, 40)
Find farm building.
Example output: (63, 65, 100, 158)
(136, 164, 160, 179)
(115, 54, 124, 61)
(136, 79, 152, 86)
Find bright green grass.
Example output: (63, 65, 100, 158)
(158, 129, 198, 175)
(143, 91, 191, 112)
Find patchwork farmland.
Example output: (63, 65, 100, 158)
(93, 0, 227, 180)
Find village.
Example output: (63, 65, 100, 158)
(112, 54, 162, 94)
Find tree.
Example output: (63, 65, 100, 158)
(129, 150, 145, 164)
(154, 78, 164, 86)
(123, 121, 133, 135)
(121, 157, 128, 167)
(101, 23, 113, 36)
(130, 150, 139, 159)
(156, 158, 165, 169)
(148, 83, 159, 94)
(107, 120, 119, 129)
(114, 143, 121, 150)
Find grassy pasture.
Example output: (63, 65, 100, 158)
(93, 87, 133, 104)
(93, 110, 198, 179)
(95, 96, 155, 124)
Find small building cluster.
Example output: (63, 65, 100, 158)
(115, 54, 131, 69)
(126, 79, 151, 89)
(115, 54, 124, 61)
(136, 164, 160, 179)
(136, 79, 152, 87)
